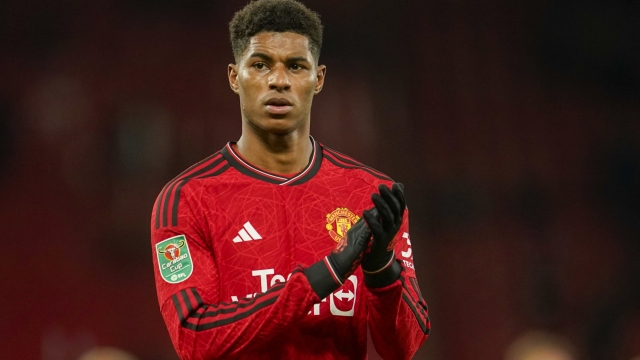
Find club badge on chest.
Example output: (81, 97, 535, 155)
(325, 207, 360, 244)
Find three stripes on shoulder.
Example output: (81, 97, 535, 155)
(233, 222, 262, 243)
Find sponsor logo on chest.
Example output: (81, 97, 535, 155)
(231, 268, 359, 317)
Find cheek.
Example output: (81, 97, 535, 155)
(300, 79, 317, 97)
(238, 78, 260, 103)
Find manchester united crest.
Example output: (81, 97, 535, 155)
(326, 207, 360, 243)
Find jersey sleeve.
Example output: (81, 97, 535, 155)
(365, 209, 431, 360)
(151, 185, 321, 360)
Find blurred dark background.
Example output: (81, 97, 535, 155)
(1, 0, 639, 359)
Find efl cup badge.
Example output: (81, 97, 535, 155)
(156, 235, 193, 283)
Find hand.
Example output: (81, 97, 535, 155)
(362, 183, 406, 273)
(325, 216, 372, 284)
(305, 214, 372, 299)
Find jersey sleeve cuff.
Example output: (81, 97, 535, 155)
(304, 259, 341, 300)
(364, 259, 402, 288)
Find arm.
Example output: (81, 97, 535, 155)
(366, 211, 430, 360)
(159, 266, 317, 360)
(362, 184, 430, 360)
(151, 186, 370, 360)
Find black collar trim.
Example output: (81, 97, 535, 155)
(221, 136, 322, 186)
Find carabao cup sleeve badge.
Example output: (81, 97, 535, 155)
(156, 235, 193, 284)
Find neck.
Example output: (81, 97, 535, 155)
(236, 126, 313, 175)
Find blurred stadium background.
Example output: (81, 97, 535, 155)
(1, 0, 639, 359)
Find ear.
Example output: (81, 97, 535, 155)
(228, 63, 239, 94)
(314, 64, 326, 94)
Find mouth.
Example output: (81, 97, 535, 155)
(265, 98, 293, 115)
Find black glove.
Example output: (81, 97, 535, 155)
(362, 183, 406, 287)
(304, 216, 372, 299)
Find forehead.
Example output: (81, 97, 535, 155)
(245, 32, 312, 60)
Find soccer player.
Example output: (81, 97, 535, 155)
(150, 0, 430, 359)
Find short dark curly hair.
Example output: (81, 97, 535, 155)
(229, 0, 323, 63)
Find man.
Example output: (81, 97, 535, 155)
(150, 0, 429, 359)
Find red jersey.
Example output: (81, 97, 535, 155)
(150, 137, 430, 360)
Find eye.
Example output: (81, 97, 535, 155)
(254, 62, 267, 70)
(290, 64, 302, 70)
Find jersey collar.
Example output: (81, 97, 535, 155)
(221, 136, 323, 186)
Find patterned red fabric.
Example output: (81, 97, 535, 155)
(150, 138, 429, 359)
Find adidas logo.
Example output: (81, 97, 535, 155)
(232, 222, 263, 243)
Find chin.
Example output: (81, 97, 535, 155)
(255, 116, 302, 135)
(264, 123, 297, 135)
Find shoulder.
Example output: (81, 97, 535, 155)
(162, 151, 231, 194)
(152, 151, 231, 229)
(320, 144, 395, 188)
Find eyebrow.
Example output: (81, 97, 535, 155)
(287, 56, 310, 63)
(248, 52, 273, 62)
(248, 52, 311, 64)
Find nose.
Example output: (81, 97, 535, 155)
(268, 64, 291, 91)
